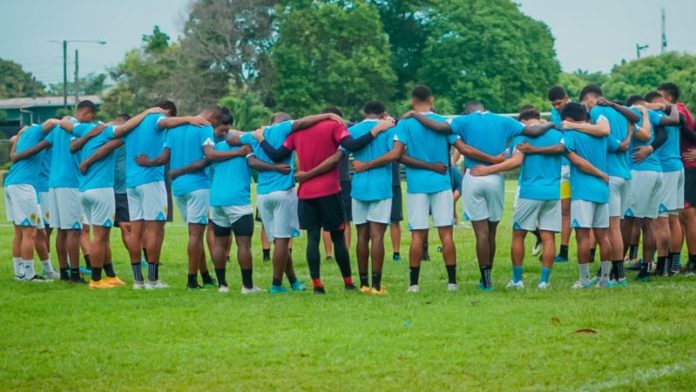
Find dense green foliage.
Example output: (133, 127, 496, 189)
(0, 58, 46, 98)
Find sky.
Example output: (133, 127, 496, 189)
(1, 0, 696, 88)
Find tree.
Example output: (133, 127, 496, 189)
(219, 84, 272, 131)
(48, 73, 109, 97)
(418, 0, 560, 113)
(272, 0, 397, 119)
(0, 58, 46, 98)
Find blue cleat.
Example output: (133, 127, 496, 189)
(270, 285, 289, 294)
(79, 266, 92, 275)
(290, 280, 307, 291)
(478, 282, 494, 292)
(393, 253, 401, 262)
(553, 255, 569, 263)
(610, 278, 628, 288)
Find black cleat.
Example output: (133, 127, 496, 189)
(313, 286, 326, 295)
(344, 284, 357, 291)
(635, 268, 651, 282)
(70, 276, 88, 284)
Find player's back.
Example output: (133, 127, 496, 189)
(565, 129, 608, 203)
(78, 124, 118, 191)
(166, 124, 213, 196)
(125, 113, 166, 188)
(5, 124, 45, 187)
(592, 105, 631, 178)
(47, 123, 80, 188)
(452, 112, 523, 169)
(210, 141, 250, 207)
(516, 129, 563, 200)
(629, 108, 661, 172)
(240, 120, 294, 195)
(348, 119, 394, 201)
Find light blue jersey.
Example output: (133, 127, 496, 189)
(451, 111, 525, 169)
(345, 119, 395, 201)
(4, 124, 47, 187)
(513, 129, 563, 200)
(165, 124, 214, 197)
(46, 122, 80, 188)
(210, 142, 251, 207)
(550, 107, 569, 167)
(125, 113, 166, 188)
(36, 133, 52, 192)
(239, 120, 295, 195)
(395, 113, 458, 194)
(74, 124, 119, 191)
(113, 145, 126, 194)
(629, 108, 662, 172)
(591, 106, 631, 180)
(654, 110, 683, 173)
(564, 130, 609, 203)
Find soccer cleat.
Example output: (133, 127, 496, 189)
(478, 282, 493, 292)
(589, 276, 600, 286)
(370, 287, 388, 295)
(537, 281, 551, 289)
(14, 274, 25, 281)
(132, 281, 146, 290)
(406, 284, 420, 293)
(24, 274, 51, 283)
(571, 280, 593, 289)
(392, 253, 401, 262)
(79, 266, 92, 275)
(202, 281, 217, 289)
(610, 278, 628, 288)
(626, 259, 643, 271)
(685, 261, 696, 277)
(290, 280, 307, 291)
(313, 286, 326, 295)
(635, 268, 651, 281)
(553, 255, 568, 263)
(187, 284, 204, 290)
(344, 284, 357, 291)
(447, 283, 459, 292)
(359, 285, 372, 294)
(144, 280, 169, 290)
(506, 280, 525, 290)
(89, 279, 116, 289)
(103, 276, 126, 286)
(44, 271, 60, 280)
(596, 280, 612, 289)
(532, 240, 543, 257)
(241, 286, 265, 295)
(70, 276, 88, 284)
(269, 285, 289, 294)
(218, 284, 229, 294)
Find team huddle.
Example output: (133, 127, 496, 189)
(4, 81, 696, 294)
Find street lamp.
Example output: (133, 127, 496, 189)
(49, 40, 107, 110)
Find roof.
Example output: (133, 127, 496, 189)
(0, 95, 102, 110)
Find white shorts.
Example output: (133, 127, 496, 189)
(561, 165, 570, 184)
(39, 191, 50, 227)
(48, 187, 82, 230)
(608, 176, 631, 218)
(352, 198, 392, 225)
(659, 169, 685, 217)
(625, 170, 662, 219)
(571, 200, 609, 229)
(513, 197, 561, 232)
(462, 172, 504, 222)
(127, 181, 167, 221)
(5, 184, 42, 227)
(210, 204, 254, 228)
(81, 188, 115, 227)
(406, 190, 453, 230)
(257, 189, 300, 241)
(175, 189, 209, 225)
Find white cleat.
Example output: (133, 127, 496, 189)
(506, 280, 525, 289)
(241, 286, 264, 295)
(537, 281, 550, 289)
(44, 271, 61, 280)
(218, 285, 229, 294)
(132, 281, 145, 290)
(406, 284, 420, 293)
(144, 280, 169, 290)
(532, 242, 543, 257)
(447, 283, 459, 292)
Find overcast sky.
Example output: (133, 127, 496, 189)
(1, 0, 695, 87)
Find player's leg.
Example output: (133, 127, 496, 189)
(80, 224, 92, 271)
(405, 192, 429, 292)
(232, 214, 256, 293)
(390, 222, 401, 260)
(35, 228, 56, 279)
(66, 228, 82, 282)
(636, 218, 657, 281)
(141, 181, 168, 287)
(186, 223, 206, 289)
(18, 225, 42, 281)
(668, 213, 683, 274)
(11, 226, 23, 279)
(324, 193, 354, 289)
(260, 224, 271, 262)
(432, 190, 456, 290)
(594, 227, 614, 287)
(299, 198, 325, 293)
(88, 225, 111, 287)
(679, 207, 696, 274)
(321, 229, 333, 261)
(211, 221, 231, 293)
(55, 230, 69, 279)
(654, 216, 671, 276)
(353, 198, 371, 291)
(510, 229, 527, 288)
(557, 169, 572, 262)
(369, 221, 388, 293)
(574, 227, 591, 288)
(390, 185, 403, 261)
(509, 197, 540, 289)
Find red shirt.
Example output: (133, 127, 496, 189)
(678, 102, 696, 168)
(283, 119, 350, 199)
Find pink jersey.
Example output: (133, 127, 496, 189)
(678, 102, 696, 168)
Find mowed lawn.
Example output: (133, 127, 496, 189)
(1, 182, 696, 391)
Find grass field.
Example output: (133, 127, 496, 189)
(1, 182, 695, 391)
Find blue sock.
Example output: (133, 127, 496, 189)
(512, 266, 523, 283)
(540, 267, 551, 283)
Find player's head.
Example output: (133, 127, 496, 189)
(463, 100, 484, 114)
(658, 82, 680, 103)
(579, 84, 603, 109)
(518, 108, 541, 125)
(213, 107, 234, 139)
(270, 112, 291, 125)
(75, 100, 97, 122)
(202, 105, 233, 127)
(156, 100, 177, 117)
(322, 106, 343, 117)
(112, 113, 131, 126)
(547, 86, 569, 111)
(644, 90, 665, 104)
(625, 95, 644, 107)
(411, 85, 434, 110)
(561, 102, 587, 123)
(363, 100, 386, 118)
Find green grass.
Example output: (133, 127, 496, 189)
(1, 182, 696, 391)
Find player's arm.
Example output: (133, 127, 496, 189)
(339, 119, 395, 152)
(252, 129, 292, 162)
(10, 140, 49, 162)
(632, 107, 651, 142)
(562, 118, 610, 137)
(402, 111, 452, 134)
(470, 152, 524, 176)
(157, 115, 210, 130)
(632, 125, 665, 164)
(59, 118, 76, 134)
(136, 148, 170, 167)
(41, 119, 60, 133)
(515, 142, 566, 155)
(597, 98, 640, 123)
(566, 151, 609, 183)
(453, 139, 505, 164)
(226, 130, 245, 146)
(70, 124, 107, 153)
(520, 122, 554, 137)
(352, 142, 405, 173)
(291, 113, 346, 132)
(607, 128, 632, 153)
(79, 139, 124, 174)
(643, 103, 680, 126)
(112, 107, 165, 138)
(169, 158, 210, 180)
(203, 144, 251, 162)
(399, 152, 448, 174)
(247, 155, 291, 174)
(295, 150, 344, 183)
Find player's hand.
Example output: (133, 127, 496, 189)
(327, 113, 347, 125)
(79, 162, 90, 174)
(600, 172, 610, 184)
(632, 145, 653, 163)
(188, 116, 210, 127)
(169, 170, 182, 180)
(470, 165, 490, 177)
(682, 149, 696, 162)
(401, 110, 417, 119)
(294, 171, 310, 183)
(493, 153, 506, 163)
(239, 145, 252, 155)
(135, 154, 151, 166)
(87, 124, 106, 137)
(596, 98, 612, 107)
(275, 164, 291, 174)
(561, 120, 575, 130)
(252, 128, 264, 142)
(430, 162, 448, 175)
(515, 142, 534, 154)
(352, 160, 370, 173)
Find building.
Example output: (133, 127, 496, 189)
(0, 95, 102, 138)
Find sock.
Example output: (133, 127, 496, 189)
(147, 262, 157, 282)
(262, 249, 270, 259)
(286, 272, 297, 285)
(187, 273, 198, 287)
(311, 278, 324, 288)
(23, 259, 36, 279)
(612, 260, 625, 280)
(559, 245, 569, 259)
(372, 272, 382, 290)
(41, 259, 55, 274)
(60, 268, 70, 280)
(393, 252, 400, 258)
(214, 268, 227, 287)
(131, 263, 143, 282)
(272, 277, 282, 286)
(689, 254, 696, 266)
(656, 256, 668, 275)
(670, 252, 681, 272)
(200, 271, 214, 285)
(479, 265, 492, 288)
(589, 248, 597, 263)
(359, 273, 369, 287)
(12, 257, 23, 277)
(629, 244, 638, 260)
(343, 276, 354, 287)
(103, 263, 116, 278)
(84, 254, 92, 270)
(578, 263, 590, 285)
(70, 268, 80, 280)
(540, 267, 551, 284)
(240, 268, 253, 289)
(512, 265, 523, 283)
(446, 264, 457, 284)
(92, 267, 102, 281)
(409, 266, 420, 286)
(600, 261, 611, 283)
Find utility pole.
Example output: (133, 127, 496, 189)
(661, 8, 667, 53)
(62, 40, 67, 110)
(74, 49, 79, 104)
(636, 43, 649, 59)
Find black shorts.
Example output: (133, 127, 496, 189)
(212, 214, 254, 237)
(114, 193, 130, 227)
(298, 192, 346, 232)
(340, 181, 352, 221)
(390, 185, 403, 222)
(254, 207, 262, 223)
(685, 167, 696, 208)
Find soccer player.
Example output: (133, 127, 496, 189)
(5, 120, 59, 281)
(112, 114, 132, 267)
(33, 123, 58, 280)
(255, 110, 387, 294)
(471, 108, 564, 289)
(547, 86, 572, 262)
(406, 99, 555, 291)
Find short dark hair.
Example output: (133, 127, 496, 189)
(270, 112, 291, 124)
(463, 100, 484, 114)
(411, 85, 433, 102)
(561, 102, 587, 122)
(363, 100, 386, 115)
(625, 95, 643, 107)
(156, 100, 177, 117)
(547, 86, 567, 101)
(579, 84, 603, 102)
(644, 91, 662, 103)
(518, 104, 535, 113)
(322, 106, 343, 117)
(658, 82, 680, 100)
(76, 100, 97, 113)
(115, 113, 131, 122)
(518, 108, 541, 122)
(219, 106, 233, 126)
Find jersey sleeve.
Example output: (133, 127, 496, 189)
(450, 117, 467, 141)
(164, 131, 171, 149)
(239, 132, 254, 145)
(562, 132, 575, 153)
(282, 132, 296, 151)
(648, 110, 664, 126)
(72, 123, 89, 138)
(332, 121, 351, 143)
(200, 126, 215, 147)
(511, 135, 527, 152)
(44, 129, 55, 146)
(505, 116, 526, 137)
(394, 121, 408, 146)
(590, 107, 608, 124)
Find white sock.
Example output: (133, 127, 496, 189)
(22, 259, 36, 280)
(579, 263, 590, 285)
(41, 259, 55, 273)
(600, 261, 612, 282)
(13, 257, 23, 277)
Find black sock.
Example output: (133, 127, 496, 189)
(70, 268, 80, 280)
(307, 230, 321, 280)
(479, 265, 492, 288)
(409, 266, 420, 286)
(286, 272, 297, 285)
(200, 271, 214, 285)
(272, 277, 282, 286)
(60, 268, 70, 280)
(446, 264, 457, 284)
(92, 267, 102, 281)
(131, 263, 143, 282)
(393, 252, 400, 258)
(103, 263, 116, 278)
(214, 268, 227, 287)
(241, 268, 253, 289)
(84, 254, 91, 270)
(656, 256, 668, 275)
(359, 273, 369, 287)
(689, 254, 696, 265)
(559, 245, 569, 259)
(589, 248, 596, 263)
(147, 262, 157, 282)
(669, 252, 681, 272)
(612, 260, 625, 280)
(330, 230, 352, 278)
(372, 272, 382, 290)
(262, 248, 270, 260)
(629, 244, 638, 260)
(187, 273, 198, 288)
